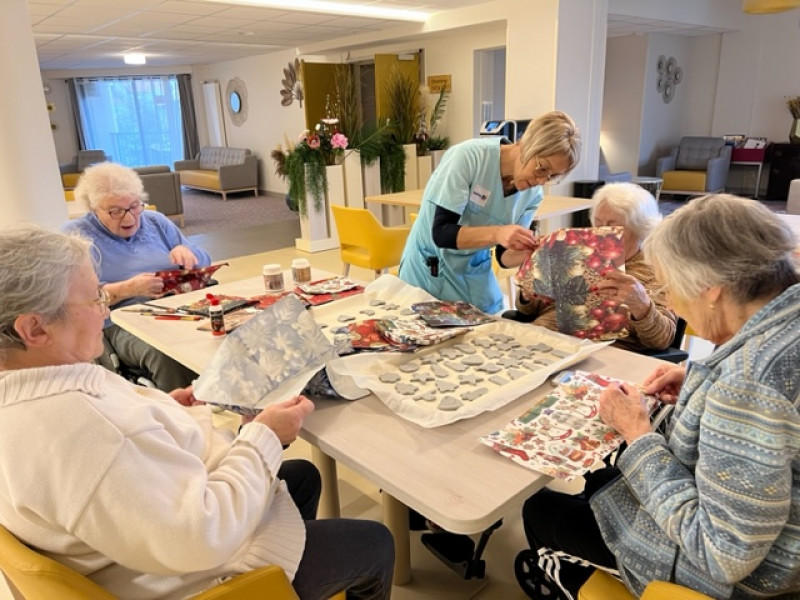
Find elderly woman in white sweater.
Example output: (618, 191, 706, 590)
(0, 226, 393, 600)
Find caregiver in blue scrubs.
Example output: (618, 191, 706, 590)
(398, 110, 581, 314)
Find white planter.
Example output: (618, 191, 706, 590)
(430, 149, 446, 171)
(363, 157, 383, 223)
(295, 164, 340, 253)
(325, 164, 346, 244)
(417, 154, 433, 189)
(403, 143, 418, 191)
(342, 150, 364, 209)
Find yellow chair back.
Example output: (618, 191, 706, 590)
(331, 205, 411, 277)
(0, 523, 311, 600)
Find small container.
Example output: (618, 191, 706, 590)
(291, 258, 312, 285)
(207, 293, 225, 336)
(263, 264, 285, 293)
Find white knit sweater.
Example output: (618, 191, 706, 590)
(0, 363, 305, 599)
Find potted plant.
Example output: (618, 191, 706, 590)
(788, 95, 800, 144)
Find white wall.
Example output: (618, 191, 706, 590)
(601, 35, 647, 176)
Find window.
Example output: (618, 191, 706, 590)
(74, 76, 184, 167)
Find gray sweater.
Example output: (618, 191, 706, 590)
(592, 283, 800, 599)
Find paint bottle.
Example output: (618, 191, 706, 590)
(207, 293, 225, 336)
(263, 264, 285, 293)
(291, 258, 312, 285)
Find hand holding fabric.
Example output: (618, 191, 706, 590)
(598, 382, 652, 444)
(254, 395, 315, 445)
(495, 224, 538, 252)
(642, 364, 686, 405)
(169, 245, 200, 269)
(170, 385, 204, 407)
(594, 270, 651, 320)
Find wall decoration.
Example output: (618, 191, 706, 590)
(280, 58, 304, 107)
(225, 77, 248, 126)
(656, 55, 683, 104)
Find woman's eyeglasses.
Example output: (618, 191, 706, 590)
(534, 157, 564, 185)
(100, 202, 143, 220)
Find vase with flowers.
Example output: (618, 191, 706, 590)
(788, 96, 800, 144)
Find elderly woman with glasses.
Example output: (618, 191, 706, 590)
(511, 182, 676, 352)
(398, 110, 581, 314)
(0, 225, 394, 600)
(62, 162, 210, 391)
(519, 194, 800, 599)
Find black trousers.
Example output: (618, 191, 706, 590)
(521, 468, 620, 595)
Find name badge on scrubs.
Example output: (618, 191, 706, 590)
(470, 185, 490, 207)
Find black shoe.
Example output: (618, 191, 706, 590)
(514, 550, 565, 599)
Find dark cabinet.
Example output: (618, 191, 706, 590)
(766, 143, 800, 200)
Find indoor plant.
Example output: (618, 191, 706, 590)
(788, 95, 800, 144)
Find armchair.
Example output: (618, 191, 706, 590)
(656, 136, 731, 197)
(60, 150, 111, 188)
(331, 205, 410, 278)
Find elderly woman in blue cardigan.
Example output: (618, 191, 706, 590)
(521, 194, 800, 598)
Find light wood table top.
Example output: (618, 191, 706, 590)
(364, 188, 594, 221)
(111, 275, 663, 583)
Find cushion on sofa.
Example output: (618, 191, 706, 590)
(178, 170, 223, 191)
(197, 147, 249, 170)
(675, 137, 726, 170)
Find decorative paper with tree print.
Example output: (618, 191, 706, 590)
(479, 371, 658, 481)
(515, 227, 630, 342)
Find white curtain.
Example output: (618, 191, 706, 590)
(73, 76, 184, 167)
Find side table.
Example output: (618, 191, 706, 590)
(633, 176, 663, 201)
(729, 161, 764, 199)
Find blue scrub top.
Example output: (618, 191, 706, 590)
(398, 137, 542, 313)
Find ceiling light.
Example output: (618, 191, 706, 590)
(123, 53, 146, 65)
(743, 0, 800, 13)
(202, 0, 429, 21)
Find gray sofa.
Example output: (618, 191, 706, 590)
(656, 136, 731, 196)
(133, 165, 184, 227)
(174, 146, 258, 201)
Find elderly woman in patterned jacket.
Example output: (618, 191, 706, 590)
(519, 194, 800, 599)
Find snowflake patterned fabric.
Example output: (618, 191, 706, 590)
(194, 295, 338, 413)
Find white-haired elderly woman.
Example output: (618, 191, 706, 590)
(513, 182, 676, 352)
(0, 225, 394, 600)
(519, 194, 800, 598)
(62, 161, 211, 391)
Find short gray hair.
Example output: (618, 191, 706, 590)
(74, 162, 148, 210)
(590, 182, 661, 243)
(0, 226, 93, 353)
(519, 111, 581, 173)
(644, 194, 799, 303)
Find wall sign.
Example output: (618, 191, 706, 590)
(427, 75, 452, 94)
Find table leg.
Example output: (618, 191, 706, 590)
(311, 447, 340, 519)
(382, 493, 411, 585)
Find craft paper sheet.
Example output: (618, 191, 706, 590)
(479, 371, 658, 481)
(156, 263, 227, 294)
(324, 281, 611, 428)
(515, 227, 631, 341)
(193, 296, 366, 415)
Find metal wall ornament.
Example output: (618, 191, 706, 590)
(225, 77, 248, 126)
(280, 58, 304, 107)
(656, 55, 683, 104)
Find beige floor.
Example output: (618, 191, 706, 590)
(0, 241, 714, 599)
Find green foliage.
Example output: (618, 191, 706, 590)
(285, 144, 326, 217)
(384, 68, 420, 144)
(334, 64, 361, 142)
(427, 136, 450, 151)
(380, 136, 407, 193)
(429, 89, 449, 137)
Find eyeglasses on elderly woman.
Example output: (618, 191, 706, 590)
(98, 201, 144, 220)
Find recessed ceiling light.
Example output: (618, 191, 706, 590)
(123, 53, 146, 65)
(202, 0, 429, 21)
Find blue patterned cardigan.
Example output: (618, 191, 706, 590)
(591, 283, 800, 599)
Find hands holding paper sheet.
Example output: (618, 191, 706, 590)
(252, 395, 315, 445)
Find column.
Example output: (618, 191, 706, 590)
(0, 0, 68, 228)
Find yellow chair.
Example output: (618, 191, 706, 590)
(0, 523, 346, 600)
(578, 570, 713, 600)
(331, 204, 411, 278)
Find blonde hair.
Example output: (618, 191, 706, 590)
(74, 162, 148, 210)
(518, 111, 581, 172)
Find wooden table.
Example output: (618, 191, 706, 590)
(111, 276, 663, 584)
(364, 189, 594, 226)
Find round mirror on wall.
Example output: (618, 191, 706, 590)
(225, 77, 248, 126)
(230, 91, 242, 114)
